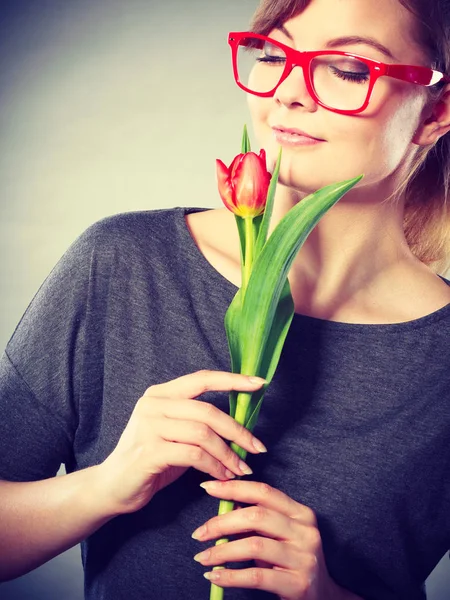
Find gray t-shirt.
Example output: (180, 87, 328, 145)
(1, 207, 449, 600)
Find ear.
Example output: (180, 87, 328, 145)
(413, 84, 450, 146)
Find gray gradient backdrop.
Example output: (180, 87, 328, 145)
(0, 1, 448, 598)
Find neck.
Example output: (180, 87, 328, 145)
(268, 182, 418, 311)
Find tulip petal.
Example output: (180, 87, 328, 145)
(233, 152, 271, 218)
(216, 159, 236, 213)
(229, 153, 245, 180)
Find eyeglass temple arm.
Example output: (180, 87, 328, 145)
(386, 63, 450, 86)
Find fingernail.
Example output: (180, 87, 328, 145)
(248, 376, 266, 385)
(204, 571, 220, 581)
(199, 481, 217, 490)
(239, 460, 253, 475)
(199, 481, 218, 490)
(224, 469, 235, 479)
(252, 438, 267, 453)
(193, 550, 210, 562)
(192, 524, 207, 540)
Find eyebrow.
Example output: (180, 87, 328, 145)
(277, 25, 398, 61)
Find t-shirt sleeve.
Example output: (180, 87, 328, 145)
(0, 351, 73, 480)
(0, 223, 101, 482)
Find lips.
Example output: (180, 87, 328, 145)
(272, 126, 325, 141)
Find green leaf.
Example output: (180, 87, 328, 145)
(243, 279, 294, 430)
(256, 279, 294, 383)
(225, 279, 294, 422)
(254, 147, 282, 260)
(241, 125, 251, 153)
(240, 176, 363, 376)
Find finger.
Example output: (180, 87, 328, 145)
(160, 442, 237, 481)
(191, 505, 310, 545)
(194, 536, 310, 572)
(158, 419, 253, 477)
(144, 370, 266, 399)
(203, 565, 310, 598)
(199, 480, 317, 524)
(143, 396, 267, 456)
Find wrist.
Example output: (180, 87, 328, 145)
(81, 463, 126, 520)
(93, 456, 158, 516)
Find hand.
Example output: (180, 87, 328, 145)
(192, 480, 357, 600)
(98, 371, 267, 515)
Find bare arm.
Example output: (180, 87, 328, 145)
(0, 371, 267, 582)
(0, 465, 117, 581)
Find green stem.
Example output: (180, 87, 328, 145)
(209, 218, 256, 600)
(208, 391, 252, 600)
(242, 217, 254, 290)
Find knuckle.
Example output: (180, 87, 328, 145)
(187, 447, 204, 463)
(248, 567, 264, 588)
(134, 396, 146, 411)
(305, 553, 319, 575)
(307, 527, 322, 553)
(257, 482, 273, 498)
(248, 536, 265, 555)
(300, 505, 317, 525)
(294, 576, 310, 598)
(196, 369, 211, 377)
(143, 384, 163, 397)
(135, 395, 153, 416)
(195, 423, 212, 442)
(248, 506, 266, 522)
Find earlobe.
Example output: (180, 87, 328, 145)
(413, 86, 450, 146)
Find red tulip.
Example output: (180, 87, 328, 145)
(216, 149, 272, 218)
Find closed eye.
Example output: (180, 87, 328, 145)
(256, 55, 286, 64)
(329, 66, 370, 84)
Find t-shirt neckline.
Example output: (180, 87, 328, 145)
(177, 206, 450, 332)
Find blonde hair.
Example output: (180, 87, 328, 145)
(250, 0, 450, 274)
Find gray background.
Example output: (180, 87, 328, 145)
(0, 1, 448, 598)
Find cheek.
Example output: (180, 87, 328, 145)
(247, 90, 426, 193)
(359, 91, 426, 175)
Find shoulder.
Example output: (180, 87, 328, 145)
(59, 207, 198, 276)
(78, 208, 184, 252)
(16, 208, 203, 321)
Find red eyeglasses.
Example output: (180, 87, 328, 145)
(228, 31, 450, 115)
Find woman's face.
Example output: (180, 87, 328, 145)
(248, 0, 432, 196)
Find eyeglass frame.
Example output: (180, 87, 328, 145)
(228, 31, 450, 115)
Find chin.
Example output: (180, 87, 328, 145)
(276, 163, 338, 195)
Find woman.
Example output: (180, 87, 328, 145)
(1, 0, 449, 598)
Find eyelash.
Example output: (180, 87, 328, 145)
(256, 56, 286, 64)
(329, 66, 370, 84)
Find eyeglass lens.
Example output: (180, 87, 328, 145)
(236, 37, 372, 110)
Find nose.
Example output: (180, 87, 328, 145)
(273, 65, 318, 111)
